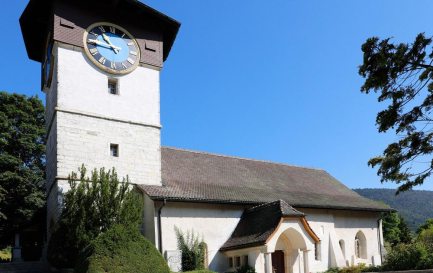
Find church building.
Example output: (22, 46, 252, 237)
(20, 1, 390, 273)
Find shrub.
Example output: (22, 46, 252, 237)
(382, 242, 431, 270)
(47, 166, 143, 268)
(324, 264, 383, 273)
(174, 227, 207, 271)
(236, 265, 256, 273)
(182, 271, 217, 273)
(75, 224, 169, 273)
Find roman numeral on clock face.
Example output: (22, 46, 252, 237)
(111, 62, 117, 69)
(130, 51, 137, 56)
(89, 48, 98, 55)
(127, 58, 135, 64)
(98, 26, 105, 33)
(99, 56, 106, 65)
(110, 26, 116, 33)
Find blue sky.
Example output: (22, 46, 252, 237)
(2, 0, 433, 190)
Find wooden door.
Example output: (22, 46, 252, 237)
(272, 250, 285, 273)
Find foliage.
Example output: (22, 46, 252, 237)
(0, 246, 11, 263)
(355, 188, 433, 231)
(324, 264, 382, 273)
(236, 265, 256, 273)
(418, 226, 433, 250)
(359, 33, 433, 192)
(182, 271, 217, 273)
(0, 92, 45, 246)
(382, 242, 433, 270)
(174, 226, 207, 272)
(381, 211, 412, 245)
(382, 211, 403, 245)
(47, 166, 143, 268)
(417, 218, 433, 234)
(75, 224, 169, 273)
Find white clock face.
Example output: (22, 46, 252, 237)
(83, 22, 140, 74)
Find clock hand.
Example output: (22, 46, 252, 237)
(102, 33, 120, 54)
(88, 39, 121, 51)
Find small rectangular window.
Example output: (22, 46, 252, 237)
(315, 242, 321, 261)
(235, 256, 241, 268)
(108, 78, 118, 95)
(228, 257, 233, 268)
(110, 144, 119, 157)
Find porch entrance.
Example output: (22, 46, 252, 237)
(272, 250, 285, 273)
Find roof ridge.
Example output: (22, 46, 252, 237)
(162, 146, 325, 172)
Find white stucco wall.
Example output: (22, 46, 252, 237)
(301, 208, 382, 272)
(47, 43, 162, 186)
(155, 203, 383, 273)
(46, 43, 162, 230)
(158, 202, 246, 272)
(56, 45, 161, 126)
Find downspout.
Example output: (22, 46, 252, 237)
(158, 199, 167, 254)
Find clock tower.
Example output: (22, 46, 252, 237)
(20, 0, 180, 232)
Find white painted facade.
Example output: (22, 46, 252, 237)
(152, 203, 383, 273)
(46, 43, 162, 228)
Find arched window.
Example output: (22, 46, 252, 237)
(339, 239, 345, 258)
(355, 231, 367, 259)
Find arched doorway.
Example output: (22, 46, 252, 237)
(272, 228, 308, 273)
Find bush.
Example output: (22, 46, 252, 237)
(175, 227, 207, 271)
(47, 166, 143, 268)
(236, 265, 256, 273)
(324, 264, 383, 273)
(382, 242, 433, 270)
(182, 271, 216, 273)
(75, 224, 169, 273)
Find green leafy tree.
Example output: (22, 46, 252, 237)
(0, 92, 45, 246)
(47, 166, 143, 268)
(359, 33, 433, 193)
(418, 227, 433, 251)
(417, 218, 433, 234)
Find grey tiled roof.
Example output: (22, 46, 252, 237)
(220, 200, 303, 251)
(139, 147, 391, 212)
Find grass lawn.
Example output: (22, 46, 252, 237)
(0, 246, 12, 261)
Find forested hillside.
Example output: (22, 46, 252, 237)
(354, 188, 433, 231)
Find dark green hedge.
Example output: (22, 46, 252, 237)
(75, 224, 170, 273)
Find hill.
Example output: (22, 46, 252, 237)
(354, 188, 433, 232)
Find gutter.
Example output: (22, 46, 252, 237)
(157, 199, 167, 254)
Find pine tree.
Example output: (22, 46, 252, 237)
(47, 166, 143, 268)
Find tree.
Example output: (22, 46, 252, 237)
(382, 212, 412, 246)
(417, 218, 433, 234)
(0, 92, 45, 246)
(398, 214, 413, 244)
(383, 212, 402, 245)
(359, 33, 433, 193)
(47, 166, 143, 268)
